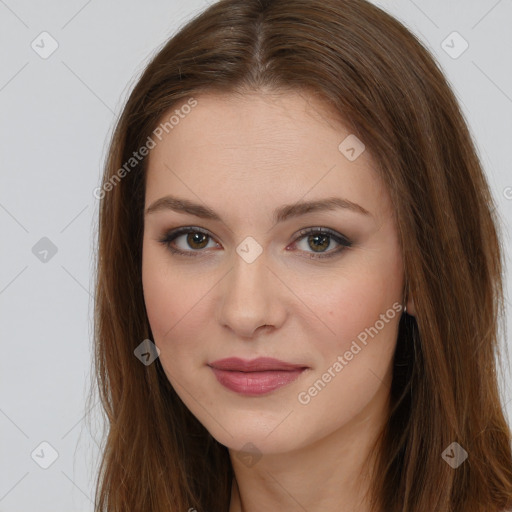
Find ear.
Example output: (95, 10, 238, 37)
(405, 295, 416, 317)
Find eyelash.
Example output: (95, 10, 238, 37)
(157, 226, 352, 260)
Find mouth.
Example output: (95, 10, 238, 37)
(208, 357, 309, 395)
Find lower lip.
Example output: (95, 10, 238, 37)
(210, 367, 306, 395)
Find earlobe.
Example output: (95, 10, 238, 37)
(405, 296, 416, 317)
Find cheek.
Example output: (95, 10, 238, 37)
(142, 253, 174, 339)
(141, 244, 213, 367)
(142, 243, 185, 345)
(310, 257, 403, 363)
(294, 272, 402, 430)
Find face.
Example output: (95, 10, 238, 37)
(141, 90, 405, 455)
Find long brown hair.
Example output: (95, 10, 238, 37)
(89, 0, 512, 510)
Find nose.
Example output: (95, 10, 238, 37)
(216, 250, 287, 339)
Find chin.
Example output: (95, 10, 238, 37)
(202, 412, 312, 457)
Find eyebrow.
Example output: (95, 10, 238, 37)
(145, 194, 371, 223)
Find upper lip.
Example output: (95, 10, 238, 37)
(208, 357, 308, 372)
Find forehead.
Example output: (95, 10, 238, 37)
(144, 90, 391, 220)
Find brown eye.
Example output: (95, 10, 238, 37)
(306, 233, 330, 252)
(186, 232, 209, 250)
(292, 228, 352, 259)
(159, 227, 218, 257)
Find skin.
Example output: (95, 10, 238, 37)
(141, 90, 416, 512)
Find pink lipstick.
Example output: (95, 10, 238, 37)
(208, 357, 308, 395)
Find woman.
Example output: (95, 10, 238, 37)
(90, 0, 512, 510)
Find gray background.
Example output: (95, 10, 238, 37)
(1, 0, 511, 510)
